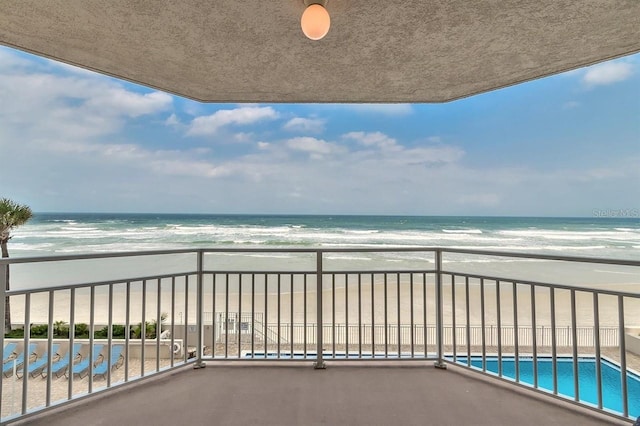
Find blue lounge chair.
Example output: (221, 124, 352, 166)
(2, 343, 37, 377)
(93, 345, 125, 379)
(67, 344, 104, 379)
(16, 343, 60, 378)
(2, 342, 18, 363)
(42, 342, 83, 378)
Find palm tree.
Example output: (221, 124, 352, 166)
(1, 198, 33, 332)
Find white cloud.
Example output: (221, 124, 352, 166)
(343, 131, 398, 150)
(86, 89, 172, 117)
(285, 137, 344, 156)
(165, 113, 181, 127)
(283, 117, 325, 133)
(583, 61, 633, 87)
(187, 106, 278, 136)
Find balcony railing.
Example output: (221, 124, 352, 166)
(1, 248, 639, 423)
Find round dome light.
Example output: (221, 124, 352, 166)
(301, 4, 330, 41)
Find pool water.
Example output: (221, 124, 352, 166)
(454, 356, 640, 418)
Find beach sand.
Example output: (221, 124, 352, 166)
(9, 275, 640, 328)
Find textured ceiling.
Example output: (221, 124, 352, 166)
(0, 1, 639, 103)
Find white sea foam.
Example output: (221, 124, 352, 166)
(442, 229, 483, 234)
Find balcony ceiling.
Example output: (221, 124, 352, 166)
(0, 1, 639, 103)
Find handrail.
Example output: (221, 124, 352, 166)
(1, 246, 637, 266)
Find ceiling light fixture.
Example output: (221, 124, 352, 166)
(301, 1, 330, 41)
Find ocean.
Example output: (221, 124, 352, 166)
(10, 213, 640, 258)
(6, 213, 640, 290)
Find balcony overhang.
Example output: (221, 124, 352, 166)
(0, 1, 639, 103)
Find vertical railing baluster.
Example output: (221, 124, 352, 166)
(196, 251, 205, 367)
(423, 272, 427, 358)
(384, 273, 388, 358)
(513, 282, 519, 383)
(550, 287, 557, 395)
(224, 274, 229, 359)
(314, 251, 325, 369)
(211, 274, 216, 359)
(68, 288, 75, 398)
(251, 274, 255, 359)
(480, 278, 486, 372)
(141, 280, 146, 375)
(435, 249, 445, 369)
(155, 279, 161, 372)
(410, 273, 414, 358)
(125, 281, 131, 379)
(346, 273, 350, 358)
(571, 289, 579, 402)
(264, 273, 268, 358)
(46, 290, 54, 406)
(358, 273, 362, 358)
(496, 281, 502, 377)
(530, 284, 538, 389)
(238, 274, 243, 359)
(291, 274, 294, 358)
(372, 273, 376, 357)
(331, 273, 335, 358)
(277, 274, 281, 359)
(465, 277, 471, 367)
(88, 286, 95, 392)
(304, 274, 307, 358)
(593, 292, 602, 410)
(184, 276, 189, 364)
(21, 293, 31, 414)
(108, 283, 114, 386)
(169, 278, 174, 368)
(618, 295, 628, 418)
(451, 274, 457, 363)
(397, 272, 401, 357)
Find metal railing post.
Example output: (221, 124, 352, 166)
(314, 250, 326, 369)
(434, 249, 446, 369)
(194, 250, 206, 368)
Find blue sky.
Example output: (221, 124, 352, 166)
(1, 46, 638, 216)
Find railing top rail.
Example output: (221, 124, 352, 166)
(440, 248, 640, 266)
(0, 248, 199, 265)
(0, 246, 638, 267)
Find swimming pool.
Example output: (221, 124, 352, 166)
(453, 356, 640, 418)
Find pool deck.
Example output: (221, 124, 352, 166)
(15, 362, 628, 426)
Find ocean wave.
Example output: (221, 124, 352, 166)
(442, 229, 483, 234)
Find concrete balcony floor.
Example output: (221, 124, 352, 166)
(16, 362, 625, 426)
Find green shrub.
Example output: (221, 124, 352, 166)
(54, 320, 69, 338)
(30, 324, 48, 337)
(74, 323, 89, 338)
(5, 328, 24, 338)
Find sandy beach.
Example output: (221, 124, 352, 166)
(10, 275, 639, 328)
